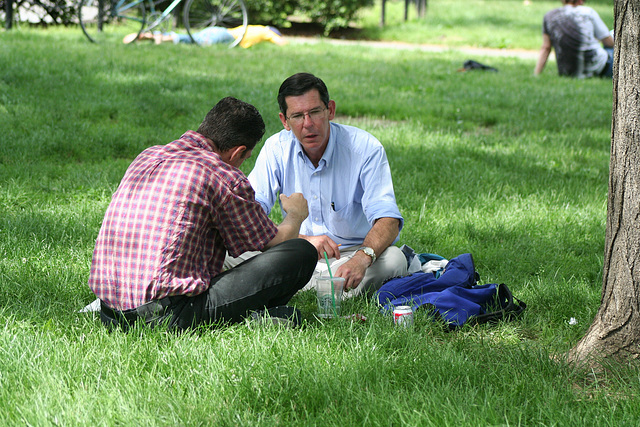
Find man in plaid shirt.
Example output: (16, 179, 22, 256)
(88, 97, 317, 330)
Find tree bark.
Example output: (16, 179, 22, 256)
(567, 0, 640, 365)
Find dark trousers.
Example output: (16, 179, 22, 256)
(601, 47, 614, 78)
(100, 239, 317, 331)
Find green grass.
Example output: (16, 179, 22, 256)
(356, 0, 614, 50)
(1, 16, 638, 426)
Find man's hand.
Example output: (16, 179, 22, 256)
(335, 251, 371, 291)
(333, 217, 400, 291)
(279, 193, 308, 221)
(303, 235, 341, 260)
(265, 193, 308, 249)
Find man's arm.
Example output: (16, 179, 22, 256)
(535, 33, 552, 76)
(263, 193, 308, 249)
(247, 136, 282, 215)
(589, 7, 613, 48)
(334, 217, 401, 290)
(601, 35, 614, 48)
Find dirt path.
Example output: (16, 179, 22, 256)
(287, 35, 541, 61)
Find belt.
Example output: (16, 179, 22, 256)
(100, 302, 141, 323)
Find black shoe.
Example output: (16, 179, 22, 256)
(250, 305, 302, 328)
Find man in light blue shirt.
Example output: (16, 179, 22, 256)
(248, 72, 407, 297)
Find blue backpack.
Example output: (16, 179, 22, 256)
(375, 253, 526, 329)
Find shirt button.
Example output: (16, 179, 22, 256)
(315, 217, 319, 221)
(313, 195, 318, 199)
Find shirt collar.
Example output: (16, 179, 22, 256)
(182, 130, 215, 153)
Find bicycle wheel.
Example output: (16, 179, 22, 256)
(79, 0, 146, 43)
(183, 0, 247, 48)
(145, 11, 174, 34)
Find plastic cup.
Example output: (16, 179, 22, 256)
(316, 276, 345, 318)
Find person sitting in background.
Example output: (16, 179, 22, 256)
(123, 25, 287, 48)
(534, 0, 614, 78)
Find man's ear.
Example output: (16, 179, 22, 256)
(327, 100, 336, 121)
(228, 145, 248, 164)
(279, 112, 291, 131)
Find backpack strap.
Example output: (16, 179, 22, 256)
(470, 283, 526, 325)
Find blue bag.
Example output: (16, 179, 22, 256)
(375, 253, 526, 329)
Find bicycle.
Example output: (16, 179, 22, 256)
(78, 0, 247, 47)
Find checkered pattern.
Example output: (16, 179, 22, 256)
(89, 131, 278, 310)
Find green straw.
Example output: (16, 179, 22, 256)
(323, 251, 337, 314)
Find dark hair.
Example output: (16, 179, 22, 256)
(197, 97, 265, 152)
(277, 73, 330, 115)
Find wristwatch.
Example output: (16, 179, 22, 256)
(357, 246, 377, 265)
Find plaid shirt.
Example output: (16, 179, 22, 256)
(89, 131, 278, 310)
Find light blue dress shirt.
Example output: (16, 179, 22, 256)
(249, 122, 403, 247)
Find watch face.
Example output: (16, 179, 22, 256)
(360, 247, 375, 261)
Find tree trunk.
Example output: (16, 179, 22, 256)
(567, 0, 640, 365)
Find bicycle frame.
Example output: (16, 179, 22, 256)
(117, 0, 146, 21)
(144, 0, 183, 32)
(79, 0, 248, 45)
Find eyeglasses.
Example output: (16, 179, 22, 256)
(286, 107, 327, 124)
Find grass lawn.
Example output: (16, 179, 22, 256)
(354, 0, 614, 50)
(0, 4, 637, 424)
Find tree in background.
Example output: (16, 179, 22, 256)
(246, 0, 373, 35)
(3, 0, 373, 34)
(1, 0, 77, 26)
(568, 0, 640, 365)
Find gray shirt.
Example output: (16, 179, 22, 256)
(543, 5, 610, 77)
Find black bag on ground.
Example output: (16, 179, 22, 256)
(458, 59, 498, 72)
(467, 283, 526, 326)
